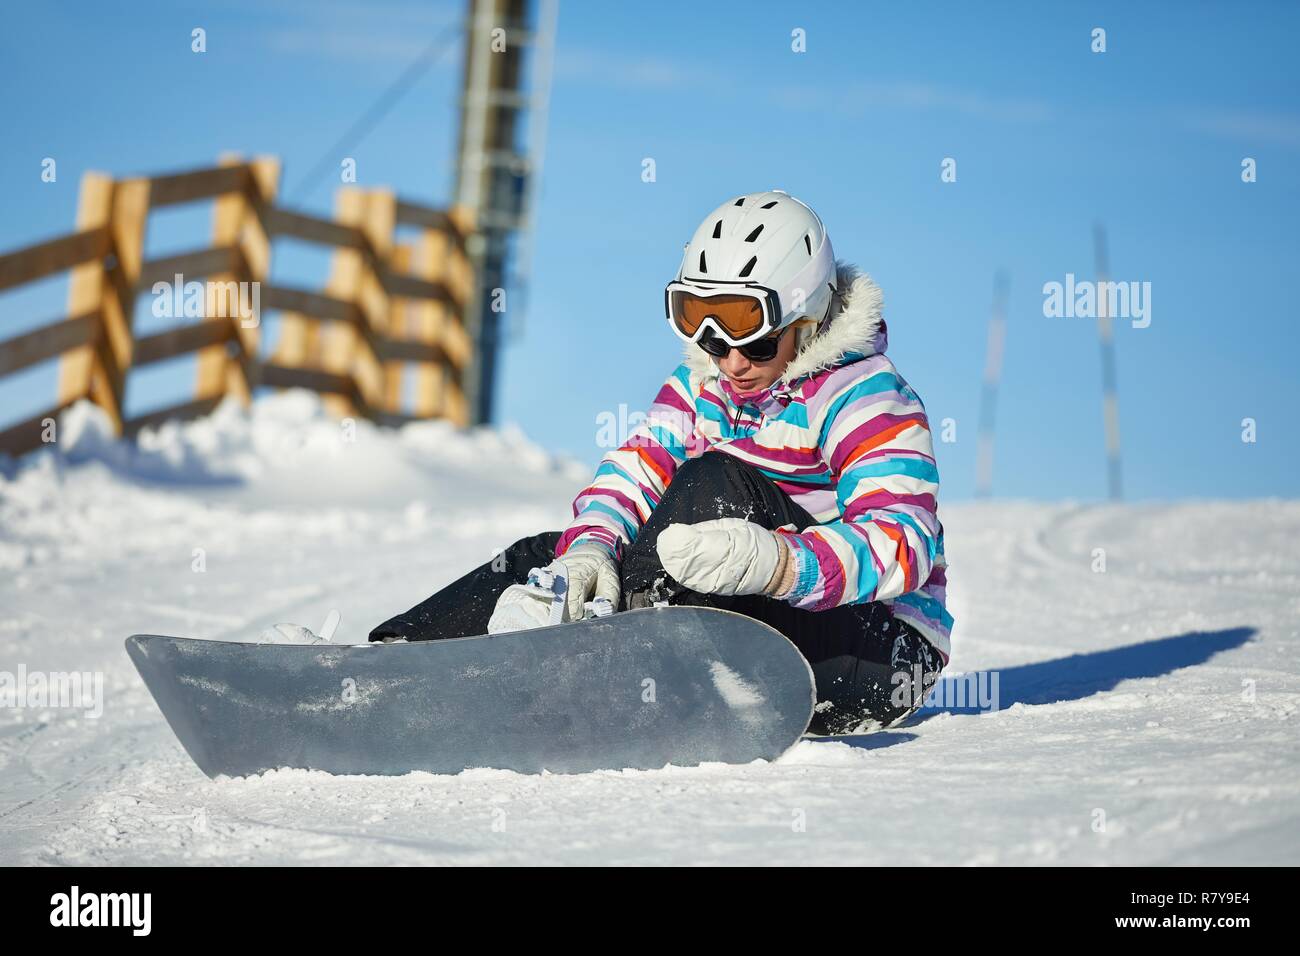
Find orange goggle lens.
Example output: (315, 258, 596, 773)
(669, 291, 767, 341)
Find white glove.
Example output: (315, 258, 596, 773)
(656, 518, 792, 597)
(487, 543, 621, 634)
(554, 542, 622, 621)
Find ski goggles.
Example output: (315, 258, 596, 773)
(664, 282, 782, 348)
(696, 325, 788, 362)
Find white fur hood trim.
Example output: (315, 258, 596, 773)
(683, 261, 887, 387)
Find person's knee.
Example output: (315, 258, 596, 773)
(658, 452, 757, 519)
(673, 451, 747, 487)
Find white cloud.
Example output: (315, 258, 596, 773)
(263, 30, 455, 66)
(1182, 108, 1300, 147)
(244, 0, 461, 66)
(554, 47, 721, 91)
(774, 80, 1053, 123)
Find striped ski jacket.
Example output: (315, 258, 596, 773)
(556, 263, 952, 660)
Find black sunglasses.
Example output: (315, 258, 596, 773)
(697, 325, 788, 362)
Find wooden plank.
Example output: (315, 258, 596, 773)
(354, 190, 395, 413)
(262, 207, 366, 249)
(394, 201, 467, 254)
(260, 284, 358, 323)
(195, 155, 247, 405)
(122, 395, 227, 437)
(133, 320, 232, 367)
(316, 189, 369, 418)
(110, 178, 151, 280)
(368, 408, 421, 429)
(231, 156, 280, 386)
(443, 382, 469, 427)
(0, 402, 77, 457)
(393, 200, 457, 232)
(440, 320, 471, 370)
(141, 164, 248, 208)
(410, 226, 449, 418)
(0, 226, 110, 292)
(447, 204, 477, 317)
(137, 246, 240, 290)
(382, 245, 412, 413)
(95, 176, 150, 430)
(242, 157, 281, 274)
(255, 362, 365, 410)
(0, 311, 98, 377)
(187, 156, 279, 405)
(373, 336, 450, 365)
(368, 407, 467, 429)
(383, 272, 457, 305)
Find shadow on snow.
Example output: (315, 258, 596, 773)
(910, 626, 1257, 722)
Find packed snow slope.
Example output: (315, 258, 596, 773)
(1, 392, 1296, 865)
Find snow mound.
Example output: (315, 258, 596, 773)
(29, 391, 589, 487)
(0, 392, 588, 573)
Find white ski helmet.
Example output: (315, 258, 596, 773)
(666, 190, 836, 347)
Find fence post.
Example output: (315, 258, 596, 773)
(357, 188, 395, 415)
(196, 154, 280, 406)
(319, 187, 393, 418)
(107, 177, 149, 423)
(411, 225, 451, 420)
(320, 188, 366, 418)
(58, 172, 145, 433)
(386, 242, 413, 414)
(56, 172, 147, 434)
(445, 205, 476, 426)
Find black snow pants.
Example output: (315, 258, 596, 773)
(369, 452, 944, 734)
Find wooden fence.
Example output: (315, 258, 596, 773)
(0, 155, 474, 456)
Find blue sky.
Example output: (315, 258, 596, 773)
(2, 0, 1297, 500)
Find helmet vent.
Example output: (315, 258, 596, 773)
(760, 200, 778, 209)
(804, 233, 813, 255)
(744, 224, 764, 242)
(733, 197, 745, 206)
(738, 256, 758, 278)
(712, 220, 722, 239)
(699, 250, 707, 273)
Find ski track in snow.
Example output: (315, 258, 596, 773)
(1, 393, 1298, 865)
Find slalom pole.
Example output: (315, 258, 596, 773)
(976, 270, 1009, 497)
(1094, 224, 1123, 501)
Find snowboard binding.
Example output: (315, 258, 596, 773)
(486, 563, 615, 635)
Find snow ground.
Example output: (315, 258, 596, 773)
(1, 392, 1296, 865)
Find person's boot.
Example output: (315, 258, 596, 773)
(487, 579, 557, 633)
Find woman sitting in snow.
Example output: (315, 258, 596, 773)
(370, 191, 952, 734)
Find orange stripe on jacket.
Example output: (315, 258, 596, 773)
(839, 418, 925, 473)
(633, 445, 673, 488)
(878, 521, 914, 591)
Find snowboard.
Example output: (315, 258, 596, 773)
(125, 606, 815, 778)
